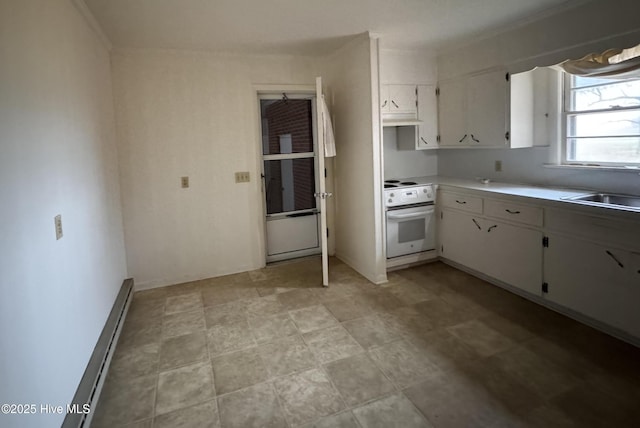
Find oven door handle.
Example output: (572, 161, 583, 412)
(387, 211, 431, 220)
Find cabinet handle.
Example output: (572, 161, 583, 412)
(391, 100, 399, 108)
(455, 200, 467, 205)
(505, 209, 521, 214)
(459, 134, 468, 143)
(381, 100, 387, 108)
(487, 225, 498, 232)
(605, 250, 625, 268)
(472, 219, 481, 230)
(471, 134, 480, 143)
(420, 137, 428, 145)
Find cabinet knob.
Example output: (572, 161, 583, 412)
(459, 134, 468, 143)
(471, 134, 480, 143)
(391, 100, 399, 108)
(421, 137, 428, 145)
(381, 100, 387, 108)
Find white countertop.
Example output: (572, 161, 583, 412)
(411, 176, 640, 221)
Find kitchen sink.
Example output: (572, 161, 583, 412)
(566, 193, 640, 208)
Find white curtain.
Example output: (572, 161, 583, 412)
(559, 43, 640, 79)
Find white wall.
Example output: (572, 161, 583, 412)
(0, 1, 127, 427)
(380, 48, 437, 84)
(112, 49, 320, 288)
(383, 128, 438, 179)
(437, 0, 640, 195)
(322, 35, 386, 283)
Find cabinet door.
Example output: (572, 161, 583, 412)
(438, 79, 467, 146)
(484, 221, 542, 295)
(544, 234, 632, 335)
(467, 70, 508, 147)
(440, 209, 485, 273)
(625, 252, 640, 337)
(388, 84, 417, 116)
(416, 84, 438, 149)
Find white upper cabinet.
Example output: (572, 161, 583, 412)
(438, 78, 467, 147)
(438, 69, 508, 148)
(397, 84, 438, 151)
(381, 84, 417, 118)
(467, 71, 508, 146)
(438, 67, 557, 149)
(416, 84, 438, 149)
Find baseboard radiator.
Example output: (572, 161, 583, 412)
(62, 278, 134, 428)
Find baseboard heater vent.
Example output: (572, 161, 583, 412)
(62, 278, 134, 428)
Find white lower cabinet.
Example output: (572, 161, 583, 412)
(544, 234, 640, 338)
(440, 208, 542, 295)
(440, 209, 485, 273)
(483, 220, 542, 295)
(439, 188, 640, 343)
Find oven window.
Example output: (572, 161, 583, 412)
(398, 219, 425, 243)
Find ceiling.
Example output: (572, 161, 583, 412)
(84, 0, 583, 55)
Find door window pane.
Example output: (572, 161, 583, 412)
(264, 158, 316, 214)
(261, 99, 314, 154)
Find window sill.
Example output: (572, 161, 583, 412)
(543, 163, 640, 173)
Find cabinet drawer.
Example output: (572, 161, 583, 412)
(485, 199, 543, 227)
(440, 192, 483, 214)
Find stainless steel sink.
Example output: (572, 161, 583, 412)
(566, 193, 640, 208)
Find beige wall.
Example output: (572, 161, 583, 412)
(112, 49, 321, 288)
(0, 1, 127, 426)
(323, 35, 386, 283)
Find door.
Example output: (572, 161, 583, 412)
(466, 70, 508, 146)
(315, 77, 331, 286)
(260, 93, 321, 263)
(388, 85, 417, 116)
(544, 234, 632, 334)
(417, 84, 438, 149)
(437, 79, 467, 146)
(439, 209, 485, 272)
(483, 221, 542, 295)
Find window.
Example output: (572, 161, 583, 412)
(564, 75, 640, 165)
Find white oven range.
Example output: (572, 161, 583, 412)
(384, 178, 436, 259)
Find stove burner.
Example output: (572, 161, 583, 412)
(384, 184, 397, 188)
(385, 180, 400, 183)
(400, 181, 417, 185)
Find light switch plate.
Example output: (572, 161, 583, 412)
(495, 160, 502, 172)
(181, 176, 189, 188)
(235, 172, 250, 183)
(54, 215, 63, 240)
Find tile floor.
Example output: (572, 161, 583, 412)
(92, 258, 640, 428)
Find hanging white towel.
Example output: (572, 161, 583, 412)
(322, 95, 336, 157)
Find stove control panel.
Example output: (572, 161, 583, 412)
(385, 185, 434, 207)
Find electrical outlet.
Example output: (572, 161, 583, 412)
(235, 171, 250, 183)
(181, 176, 189, 188)
(54, 215, 63, 240)
(495, 160, 503, 172)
